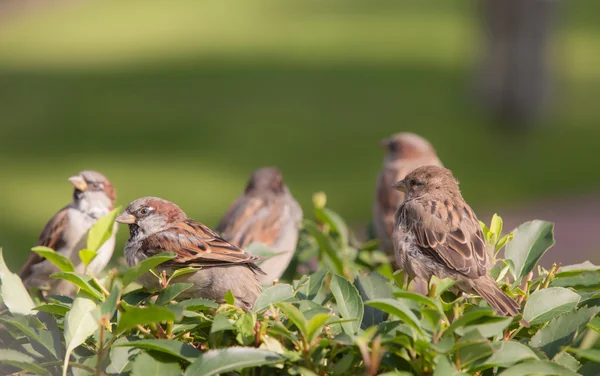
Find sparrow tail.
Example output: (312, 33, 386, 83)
(471, 275, 520, 317)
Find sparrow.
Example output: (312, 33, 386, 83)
(19, 170, 117, 297)
(116, 197, 264, 310)
(373, 133, 443, 262)
(392, 165, 520, 316)
(217, 167, 303, 285)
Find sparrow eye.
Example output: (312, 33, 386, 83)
(140, 208, 149, 215)
(410, 179, 421, 186)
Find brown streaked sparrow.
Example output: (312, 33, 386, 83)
(217, 167, 302, 285)
(374, 133, 443, 262)
(392, 166, 520, 316)
(19, 170, 117, 297)
(116, 197, 264, 310)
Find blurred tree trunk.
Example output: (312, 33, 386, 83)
(477, 0, 558, 124)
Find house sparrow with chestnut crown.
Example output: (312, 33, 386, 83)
(392, 166, 520, 316)
(374, 133, 443, 262)
(217, 167, 302, 285)
(116, 197, 264, 310)
(20, 170, 117, 297)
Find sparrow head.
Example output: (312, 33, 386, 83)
(392, 165, 459, 199)
(245, 167, 285, 195)
(381, 133, 437, 162)
(116, 197, 187, 237)
(70, 170, 116, 212)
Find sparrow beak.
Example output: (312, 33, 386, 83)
(68, 175, 88, 191)
(115, 212, 136, 224)
(392, 179, 407, 192)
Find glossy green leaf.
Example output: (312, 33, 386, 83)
(497, 360, 578, 376)
(478, 341, 538, 370)
(51, 272, 104, 300)
(179, 298, 219, 311)
(0, 314, 59, 358)
(365, 299, 423, 336)
(31, 246, 75, 272)
(131, 351, 182, 376)
(307, 313, 331, 344)
(355, 273, 394, 328)
(553, 352, 580, 372)
(303, 220, 344, 276)
(330, 274, 363, 334)
(0, 249, 36, 315)
(34, 303, 70, 316)
(167, 266, 200, 283)
(276, 302, 308, 337)
(523, 287, 580, 325)
(530, 306, 600, 358)
(567, 348, 600, 363)
(156, 283, 193, 305)
(122, 252, 176, 287)
(296, 268, 327, 301)
(505, 220, 555, 280)
(184, 347, 286, 376)
(117, 305, 177, 332)
(63, 292, 99, 376)
(224, 290, 235, 306)
(87, 207, 120, 252)
(252, 283, 295, 313)
(117, 339, 201, 362)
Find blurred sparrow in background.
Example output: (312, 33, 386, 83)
(373, 133, 442, 265)
(392, 166, 520, 316)
(117, 197, 264, 310)
(217, 167, 302, 285)
(20, 170, 117, 297)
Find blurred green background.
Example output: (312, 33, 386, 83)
(0, 0, 599, 270)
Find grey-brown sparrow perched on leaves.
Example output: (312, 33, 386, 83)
(19, 170, 117, 297)
(392, 166, 520, 316)
(217, 167, 302, 285)
(374, 133, 443, 260)
(116, 197, 264, 310)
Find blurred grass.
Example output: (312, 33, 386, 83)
(0, 0, 599, 269)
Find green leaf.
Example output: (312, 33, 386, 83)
(63, 292, 99, 376)
(117, 339, 201, 362)
(394, 291, 444, 313)
(117, 305, 177, 332)
(131, 351, 182, 376)
(479, 341, 538, 370)
(303, 220, 345, 276)
(567, 348, 600, 363)
(365, 299, 423, 336)
(315, 207, 349, 247)
(330, 274, 363, 335)
(155, 283, 194, 305)
(87, 207, 120, 252)
(51, 272, 104, 300)
(455, 316, 512, 338)
(530, 306, 600, 358)
(355, 273, 394, 328)
(122, 252, 176, 287)
(523, 287, 581, 326)
(0, 314, 59, 358)
(553, 352, 580, 372)
(167, 266, 200, 283)
(296, 268, 327, 301)
(0, 248, 36, 315)
(429, 275, 457, 297)
(307, 313, 331, 344)
(505, 220, 555, 280)
(276, 302, 308, 337)
(496, 233, 514, 253)
(489, 213, 503, 245)
(78, 249, 97, 267)
(435, 356, 467, 376)
(184, 347, 286, 376)
(211, 313, 235, 333)
(34, 303, 70, 316)
(497, 360, 579, 376)
(224, 290, 236, 306)
(31, 246, 75, 272)
(106, 337, 139, 374)
(0, 349, 51, 376)
(252, 283, 295, 313)
(551, 271, 600, 289)
(100, 284, 121, 317)
(179, 298, 219, 311)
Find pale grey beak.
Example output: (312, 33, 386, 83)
(68, 175, 88, 191)
(392, 179, 407, 192)
(115, 212, 136, 224)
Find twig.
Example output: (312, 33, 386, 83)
(136, 325, 156, 339)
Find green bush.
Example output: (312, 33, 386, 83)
(1, 193, 600, 376)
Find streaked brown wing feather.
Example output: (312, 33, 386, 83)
(20, 207, 69, 279)
(406, 198, 487, 278)
(217, 196, 282, 248)
(142, 219, 263, 270)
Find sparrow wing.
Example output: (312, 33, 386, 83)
(142, 219, 265, 273)
(217, 195, 286, 248)
(404, 198, 487, 279)
(19, 207, 70, 280)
